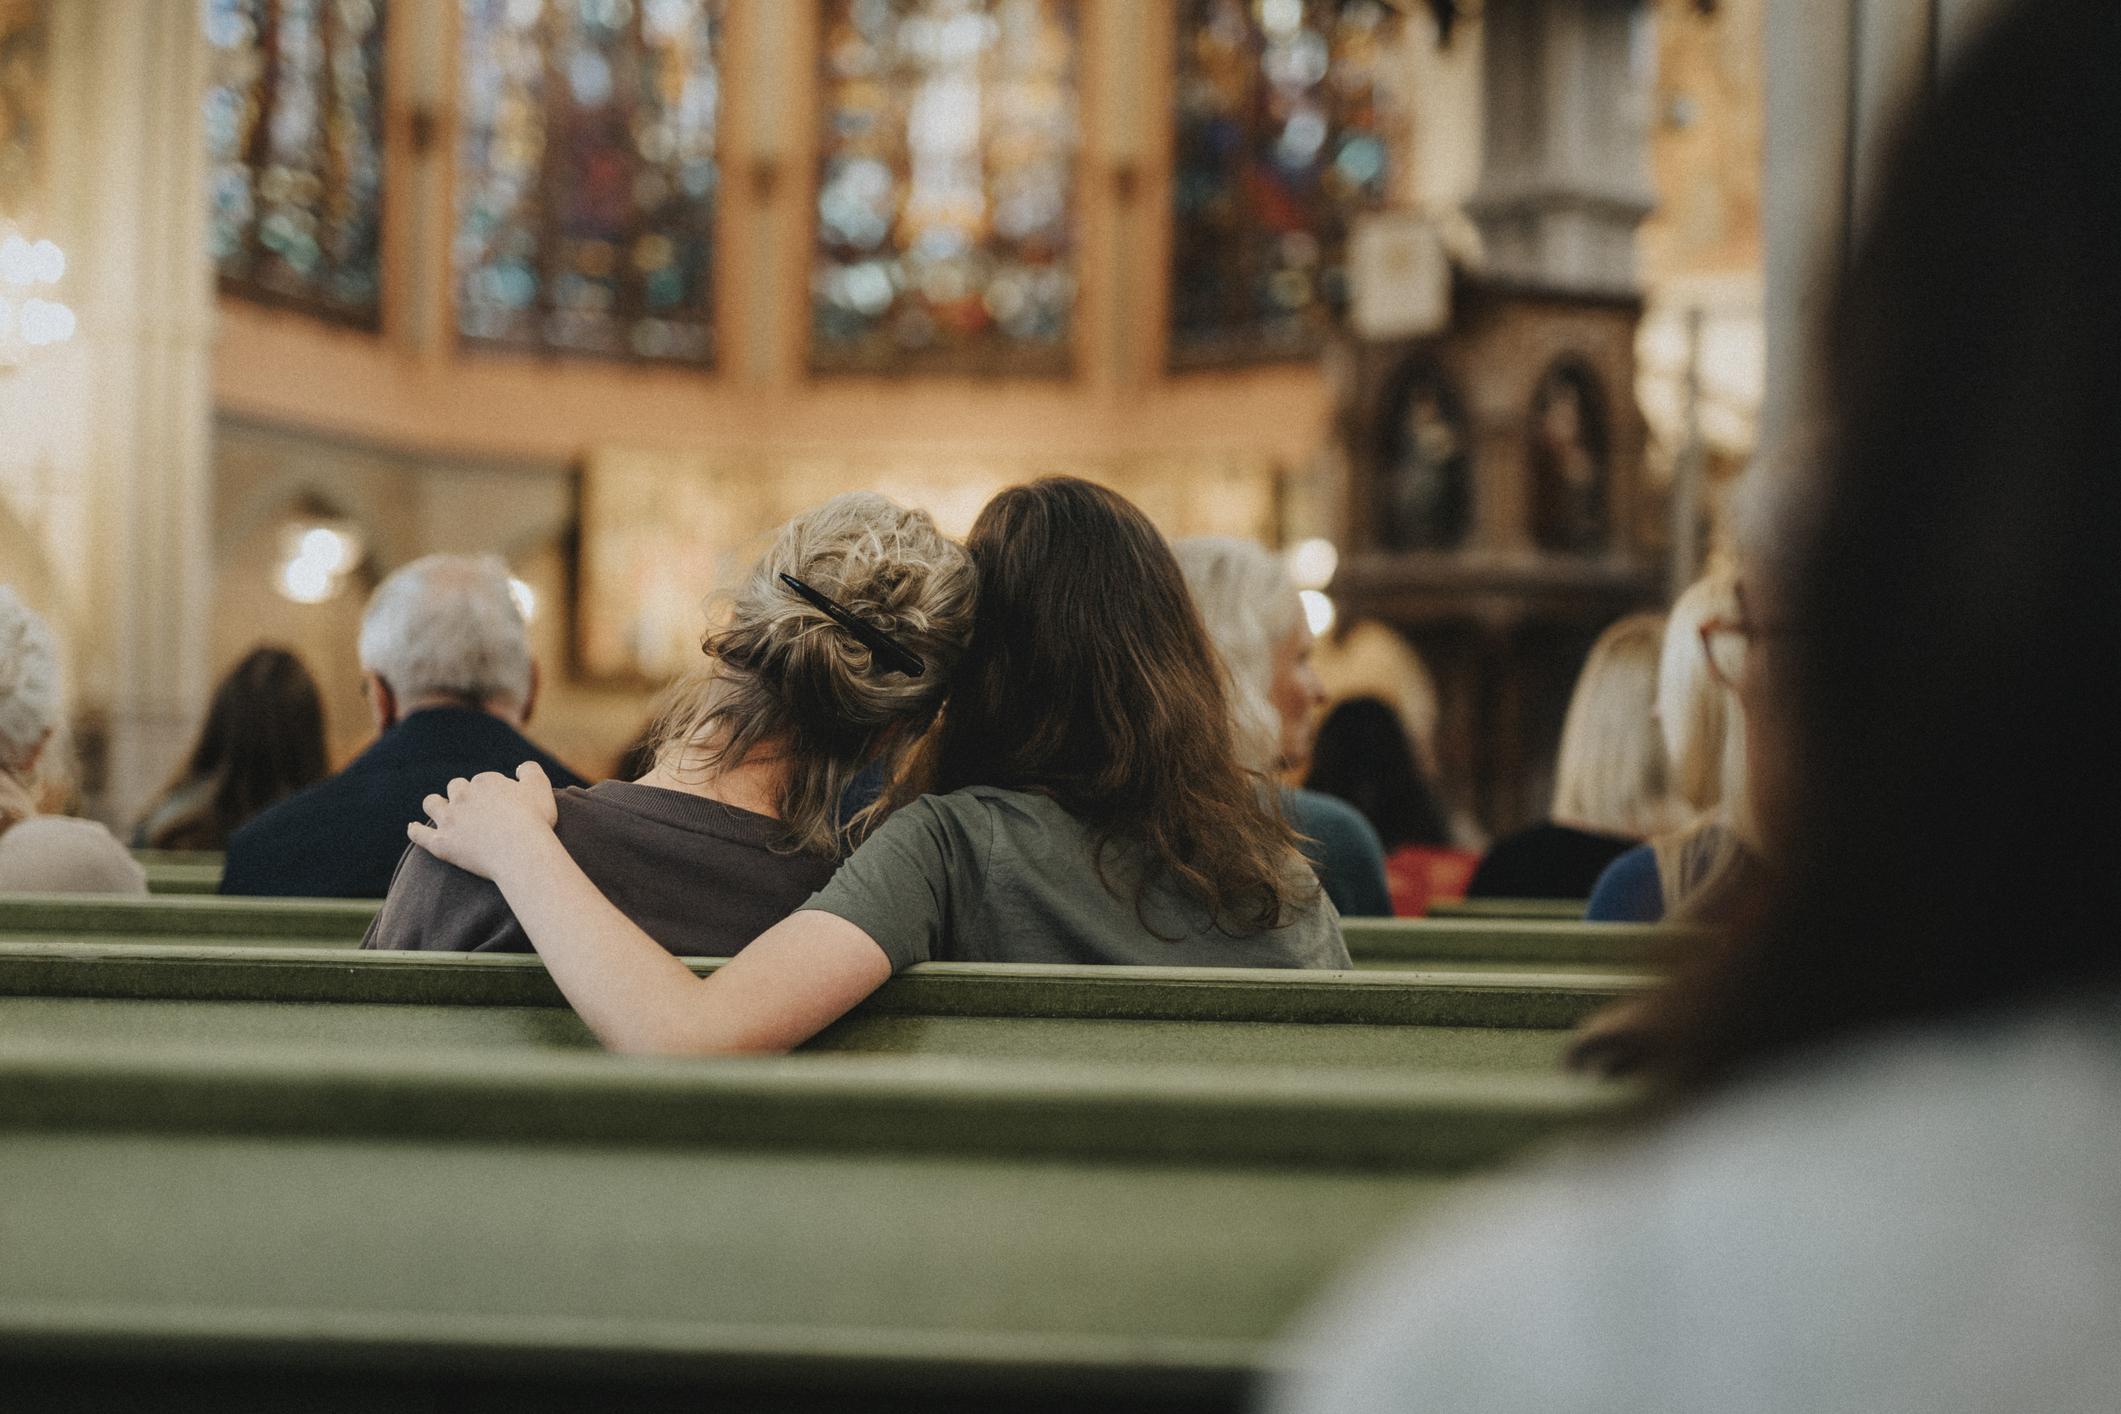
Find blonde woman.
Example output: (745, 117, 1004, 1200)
(365, 493, 976, 954)
(0, 587, 145, 895)
(1175, 536, 1390, 917)
(1468, 613, 1683, 900)
(1587, 566, 1760, 923)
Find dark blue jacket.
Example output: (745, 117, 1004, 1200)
(220, 707, 585, 899)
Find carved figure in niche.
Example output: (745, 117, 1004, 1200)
(1379, 365, 1471, 551)
(1528, 361, 1610, 553)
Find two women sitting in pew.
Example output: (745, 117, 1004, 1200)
(378, 477, 1349, 1051)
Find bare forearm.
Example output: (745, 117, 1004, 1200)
(489, 830, 724, 1053)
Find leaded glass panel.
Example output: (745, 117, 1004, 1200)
(205, 0, 387, 326)
(457, 0, 723, 365)
(1170, 0, 1391, 368)
(812, 0, 1079, 376)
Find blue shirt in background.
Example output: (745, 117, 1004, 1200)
(1586, 842, 1665, 922)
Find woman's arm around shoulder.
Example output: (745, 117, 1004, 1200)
(410, 763, 892, 1053)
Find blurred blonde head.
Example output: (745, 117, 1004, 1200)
(654, 492, 976, 854)
(1551, 612, 1684, 838)
(1658, 565, 1748, 818)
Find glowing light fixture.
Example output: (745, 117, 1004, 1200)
(0, 227, 75, 370)
(1286, 537, 1339, 591)
(275, 520, 366, 605)
(1300, 588, 1337, 637)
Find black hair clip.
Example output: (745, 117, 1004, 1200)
(779, 573, 926, 678)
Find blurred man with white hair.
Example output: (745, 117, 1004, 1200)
(221, 555, 584, 898)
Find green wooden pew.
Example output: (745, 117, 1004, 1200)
(1341, 916, 1689, 971)
(0, 1038, 1626, 1410)
(0, 942, 1643, 1075)
(0, 894, 1689, 972)
(1427, 896, 1588, 921)
(0, 892, 378, 947)
(131, 849, 226, 896)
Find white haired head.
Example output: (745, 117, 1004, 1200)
(0, 586, 61, 775)
(1173, 537, 1305, 773)
(357, 555, 533, 715)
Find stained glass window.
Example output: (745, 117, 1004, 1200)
(1170, 0, 1392, 368)
(205, 0, 387, 326)
(812, 0, 1079, 376)
(457, 0, 723, 365)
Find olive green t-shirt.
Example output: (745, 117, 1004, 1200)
(802, 786, 1349, 971)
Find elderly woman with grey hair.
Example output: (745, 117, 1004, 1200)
(0, 586, 145, 894)
(1173, 536, 1390, 917)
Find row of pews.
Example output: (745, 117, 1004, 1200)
(0, 855, 1667, 1410)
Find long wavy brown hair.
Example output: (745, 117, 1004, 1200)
(903, 477, 1317, 935)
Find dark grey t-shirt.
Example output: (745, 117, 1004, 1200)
(801, 786, 1349, 971)
(363, 781, 837, 956)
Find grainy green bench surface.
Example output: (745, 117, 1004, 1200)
(0, 943, 1643, 1073)
(139, 861, 224, 894)
(0, 895, 1689, 972)
(0, 1041, 1624, 1410)
(1341, 916, 1689, 970)
(131, 850, 226, 896)
(1426, 897, 1588, 921)
(0, 892, 379, 946)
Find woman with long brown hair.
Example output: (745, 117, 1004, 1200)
(132, 647, 330, 851)
(408, 478, 1346, 1053)
(1271, 2, 2121, 1407)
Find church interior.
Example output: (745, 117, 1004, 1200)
(2, 0, 1765, 831)
(5, 1, 2106, 1409)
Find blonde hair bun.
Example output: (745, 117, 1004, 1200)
(660, 493, 976, 853)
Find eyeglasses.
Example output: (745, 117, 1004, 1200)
(1697, 582, 1785, 691)
(1698, 618, 1750, 690)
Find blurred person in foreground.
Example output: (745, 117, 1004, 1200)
(221, 555, 585, 898)
(132, 646, 329, 852)
(1176, 537, 1392, 918)
(1466, 613, 1683, 901)
(1303, 695, 1475, 916)
(0, 587, 144, 894)
(1268, 3, 2121, 1407)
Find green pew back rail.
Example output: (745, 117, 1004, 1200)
(0, 1038, 1627, 1411)
(0, 942, 1647, 1075)
(0, 895, 1690, 972)
(1426, 897, 1589, 921)
(131, 849, 226, 896)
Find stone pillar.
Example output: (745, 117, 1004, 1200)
(1466, 0, 1657, 295)
(39, 0, 216, 824)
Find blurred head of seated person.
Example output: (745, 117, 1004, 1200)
(219, 553, 588, 900)
(1175, 536, 1391, 918)
(366, 493, 975, 956)
(131, 646, 328, 852)
(406, 477, 1349, 1056)
(1587, 550, 1775, 925)
(1467, 612, 1682, 901)
(1271, 5, 2121, 1409)
(1303, 696, 1476, 917)
(0, 587, 144, 895)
